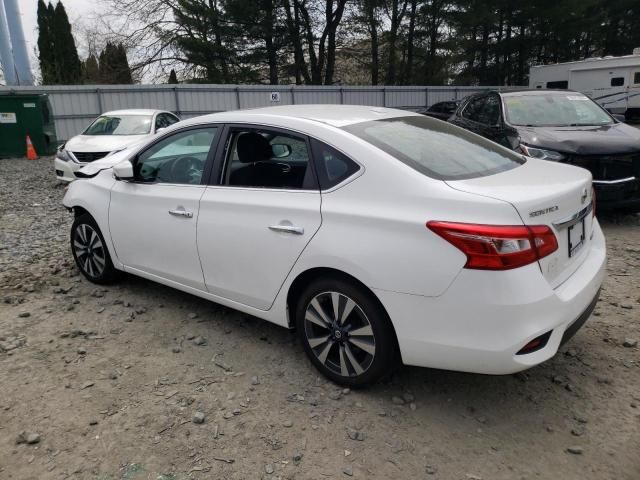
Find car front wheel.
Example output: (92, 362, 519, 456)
(295, 277, 396, 387)
(70, 213, 120, 284)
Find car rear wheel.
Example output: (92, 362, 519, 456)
(71, 213, 120, 284)
(295, 277, 396, 387)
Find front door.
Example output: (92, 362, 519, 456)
(198, 126, 322, 310)
(109, 126, 220, 289)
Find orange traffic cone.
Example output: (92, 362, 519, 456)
(26, 135, 38, 160)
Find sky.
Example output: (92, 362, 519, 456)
(17, 0, 98, 71)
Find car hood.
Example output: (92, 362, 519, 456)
(516, 123, 640, 155)
(77, 145, 141, 177)
(65, 134, 149, 153)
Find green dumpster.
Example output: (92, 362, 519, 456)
(0, 93, 58, 157)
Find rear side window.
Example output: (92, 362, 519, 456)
(635, 72, 640, 85)
(611, 77, 624, 87)
(343, 116, 525, 181)
(310, 139, 360, 189)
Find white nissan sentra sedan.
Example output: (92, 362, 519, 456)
(55, 109, 180, 182)
(62, 105, 606, 386)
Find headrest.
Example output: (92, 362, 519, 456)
(237, 132, 272, 163)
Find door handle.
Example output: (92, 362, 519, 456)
(168, 208, 193, 218)
(268, 224, 304, 235)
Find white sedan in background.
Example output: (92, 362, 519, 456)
(62, 105, 606, 386)
(55, 109, 180, 182)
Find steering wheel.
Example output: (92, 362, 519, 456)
(170, 156, 203, 184)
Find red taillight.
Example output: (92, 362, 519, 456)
(427, 221, 558, 271)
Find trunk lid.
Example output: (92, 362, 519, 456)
(446, 158, 594, 288)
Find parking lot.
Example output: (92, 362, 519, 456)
(0, 156, 639, 479)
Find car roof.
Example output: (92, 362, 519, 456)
(181, 105, 421, 128)
(497, 89, 581, 97)
(101, 109, 169, 116)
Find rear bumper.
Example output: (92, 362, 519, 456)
(376, 219, 606, 375)
(594, 178, 640, 210)
(54, 157, 81, 182)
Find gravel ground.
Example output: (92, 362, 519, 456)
(1, 157, 639, 480)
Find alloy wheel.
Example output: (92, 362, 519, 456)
(73, 223, 106, 278)
(303, 291, 376, 377)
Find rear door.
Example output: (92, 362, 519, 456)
(197, 125, 322, 310)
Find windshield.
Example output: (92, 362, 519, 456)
(343, 116, 525, 181)
(83, 115, 153, 136)
(503, 94, 613, 127)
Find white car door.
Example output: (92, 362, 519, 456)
(197, 126, 322, 310)
(109, 126, 220, 289)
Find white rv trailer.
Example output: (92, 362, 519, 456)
(529, 50, 640, 121)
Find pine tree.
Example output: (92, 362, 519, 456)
(37, 0, 56, 84)
(168, 69, 178, 84)
(82, 54, 100, 84)
(114, 44, 133, 84)
(52, 1, 82, 84)
(98, 42, 133, 84)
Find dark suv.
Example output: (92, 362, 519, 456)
(449, 89, 640, 210)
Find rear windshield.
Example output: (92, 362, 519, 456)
(342, 116, 525, 180)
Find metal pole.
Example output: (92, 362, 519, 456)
(0, 0, 18, 85)
(96, 88, 103, 113)
(3, 0, 32, 85)
(235, 86, 241, 109)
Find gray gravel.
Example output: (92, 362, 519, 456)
(1, 157, 639, 479)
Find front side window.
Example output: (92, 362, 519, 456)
(222, 129, 316, 190)
(134, 127, 218, 184)
(155, 113, 180, 131)
(461, 96, 488, 122)
(84, 115, 153, 136)
(503, 93, 614, 127)
(479, 95, 501, 125)
(343, 116, 525, 181)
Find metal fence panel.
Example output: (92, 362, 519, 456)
(0, 84, 519, 141)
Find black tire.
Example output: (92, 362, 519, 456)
(295, 276, 397, 387)
(70, 213, 121, 285)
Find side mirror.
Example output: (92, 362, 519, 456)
(612, 114, 626, 123)
(156, 126, 167, 133)
(271, 144, 292, 158)
(113, 160, 134, 180)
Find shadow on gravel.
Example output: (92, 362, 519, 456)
(114, 266, 587, 416)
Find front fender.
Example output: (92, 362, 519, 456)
(62, 171, 122, 269)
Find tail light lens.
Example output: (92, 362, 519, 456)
(427, 221, 558, 270)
